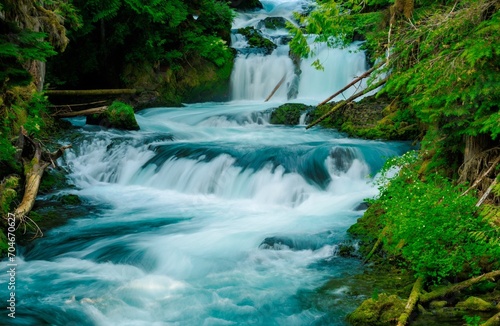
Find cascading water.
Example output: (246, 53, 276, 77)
(0, 1, 410, 325)
(230, 1, 367, 102)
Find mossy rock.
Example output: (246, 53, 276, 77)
(429, 300, 448, 309)
(87, 101, 140, 130)
(455, 296, 496, 312)
(39, 169, 68, 194)
(270, 103, 312, 125)
(59, 194, 82, 206)
(347, 293, 405, 326)
(259, 17, 287, 29)
(229, 0, 263, 10)
(237, 27, 277, 55)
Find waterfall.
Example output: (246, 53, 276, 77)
(0, 1, 412, 325)
(230, 1, 368, 102)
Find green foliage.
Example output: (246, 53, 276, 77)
(0, 24, 57, 88)
(463, 314, 481, 326)
(372, 151, 500, 281)
(88, 101, 139, 130)
(50, 0, 235, 89)
(270, 103, 311, 125)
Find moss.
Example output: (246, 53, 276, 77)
(86, 101, 140, 130)
(270, 103, 312, 125)
(347, 293, 405, 325)
(59, 194, 81, 205)
(39, 169, 67, 194)
(455, 297, 496, 312)
(261, 17, 287, 29)
(237, 27, 277, 55)
(308, 95, 419, 140)
(347, 203, 385, 256)
(229, 0, 263, 10)
(0, 175, 20, 217)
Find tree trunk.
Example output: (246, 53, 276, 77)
(52, 106, 108, 117)
(482, 312, 500, 326)
(397, 277, 424, 326)
(265, 75, 286, 102)
(46, 89, 137, 96)
(14, 154, 49, 221)
(317, 61, 384, 106)
(13, 127, 71, 222)
(420, 270, 500, 303)
(464, 135, 492, 164)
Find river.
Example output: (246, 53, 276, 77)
(1, 1, 410, 325)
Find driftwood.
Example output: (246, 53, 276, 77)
(397, 277, 424, 326)
(46, 89, 137, 96)
(265, 75, 287, 102)
(52, 106, 108, 117)
(317, 61, 385, 106)
(13, 127, 71, 222)
(306, 76, 388, 129)
(420, 270, 500, 303)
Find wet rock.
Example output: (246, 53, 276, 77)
(237, 27, 277, 55)
(354, 202, 370, 211)
(258, 17, 287, 30)
(270, 103, 312, 125)
(87, 101, 139, 130)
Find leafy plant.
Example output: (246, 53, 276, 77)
(372, 152, 500, 281)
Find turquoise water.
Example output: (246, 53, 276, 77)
(1, 101, 409, 325)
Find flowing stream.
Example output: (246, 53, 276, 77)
(1, 1, 410, 325)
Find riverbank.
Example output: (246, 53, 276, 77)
(269, 99, 500, 325)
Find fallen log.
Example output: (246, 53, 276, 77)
(265, 74, 287, 102)
(49, 100, 108, 108)
(13, 127, 71, 222)
(397, 277, 424, 326)
(46, 89, 137, 96)
(476, 177, 498, 207)
(482, 312, 500, 326)
(52, 106, 108, 117)
(420, 270, 500, 303)
(306, 76, 388, 129)
(317, 61, 385, 106)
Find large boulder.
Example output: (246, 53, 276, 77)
(270, 103, 313, 125)
(87, 101, 139, 130)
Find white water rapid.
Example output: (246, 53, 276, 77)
(0, 1, 410, 325)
